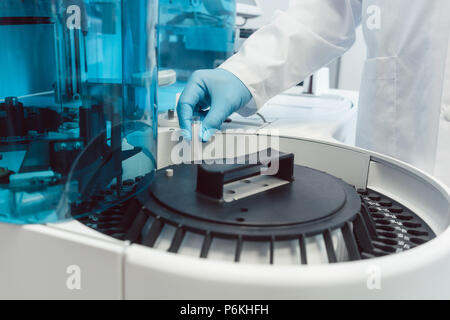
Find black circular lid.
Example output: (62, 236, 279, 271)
(77, 151, 436, 263)
(138, 162, 362, 239)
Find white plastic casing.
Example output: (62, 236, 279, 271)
(0, 131, 448, 299)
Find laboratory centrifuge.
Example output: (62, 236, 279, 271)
(2, 130, 449, 299)
(0, 0, 449, 300)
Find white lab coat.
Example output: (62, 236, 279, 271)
(221, 0, 450, 186)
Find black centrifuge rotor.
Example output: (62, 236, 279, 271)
(78, 150, 436, 264)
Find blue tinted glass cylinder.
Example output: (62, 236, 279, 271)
(158, 0, 236, 111)
(0, 0, 158, 224)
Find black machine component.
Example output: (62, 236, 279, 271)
(71, 173, 149, 218)
(0, 167, 14, 184)
(0, 95, 127, 202)
(0, 97, 25, 137)
(0, 97, 61, 139)
(0, 94, 145, 219)
(196, 151, 295, 200)
(49, 139, 85, 175)
(239, 28, 257, 39)
(0, 16, 53, 26)
(78, 150, 436, 264)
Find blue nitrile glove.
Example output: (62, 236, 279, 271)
(177, 69, 253, 142)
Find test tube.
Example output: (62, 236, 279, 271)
(191, 117, 203, 163)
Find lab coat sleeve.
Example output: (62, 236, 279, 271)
(220, 0, 362, 115)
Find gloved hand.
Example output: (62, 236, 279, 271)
(177, 68, 253, 141)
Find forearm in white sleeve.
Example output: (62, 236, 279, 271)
(220, 0, 362, 115)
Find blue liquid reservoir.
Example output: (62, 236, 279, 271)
(0, 0, 158, 224)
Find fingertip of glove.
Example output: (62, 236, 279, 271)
(201, 127, 217, 143)
(180, 129, 192, 141)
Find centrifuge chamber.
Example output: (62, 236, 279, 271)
(0, 130, 448, 298)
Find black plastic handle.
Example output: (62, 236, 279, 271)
(196, 149, 294, 200)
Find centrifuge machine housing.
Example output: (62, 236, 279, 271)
(0, 130, 449, 299)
